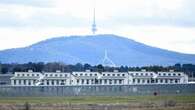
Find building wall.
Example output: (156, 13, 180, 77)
(1, 84, 195, 96)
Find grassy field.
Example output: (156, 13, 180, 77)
(0, 95, 195, 104)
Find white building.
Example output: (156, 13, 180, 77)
(11, 69, 188, 86)
(11, 70, 71, 86)
(128, 70, 156, 84)
(71, 70, 128, 85)
(129, 70, 188, 84)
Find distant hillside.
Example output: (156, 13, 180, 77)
(0, 34, 195, 66)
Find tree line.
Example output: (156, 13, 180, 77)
(0, 62, 195, 77)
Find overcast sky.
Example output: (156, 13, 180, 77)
(0, 0, 195, 54)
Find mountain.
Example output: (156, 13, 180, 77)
(0, 34, 195, 66)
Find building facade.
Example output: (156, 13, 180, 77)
(11, 70, 188, 86)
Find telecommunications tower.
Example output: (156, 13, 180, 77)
(91, 8, 97, 34)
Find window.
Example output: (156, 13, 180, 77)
(145, 73, 148, 76)
(55, 74, 58, 77)
(85, 74, 87, 76)
(17, 74, 20, 77)
(80, 73, 83, 76)
(117, 74, 120, 76)
(165, 79, 168, 83)
(142, 79, 145, 83)
(122, 74, 125, 76)
(137, 79, 140, 83)
(14, 80, 16, 85)
(32, 74, 34, 77)
(136, 73, 138, 76)
(99, 79, 102, 84)
(155, 79, 158, 83)
(178, 73, 181, 76)
(81, 79, 84, 84)
(103, 74, 105, 76)
(28, 81, 31, 85)
(141, 73, 143, 76)
(109, 79, 112, 84)
(61, 80, 65, 85)
(133, 79, 135, 83)
(91, 79, 94, 84)
(104, 79, 107, 84)
(75, 74, 78, 76)
(24, 80, 26, 85)
(19, 80, 21, 85)
(173, 73, 176, 76)
(168, 73, 171, 76)
(107, 74, 110, 76)
(65, 74, 67, 77)
(77, 79, 79, 84)
(60, 74, 62, 77)
(160, 79, 163, 83)
(56, 80, 59, 85)
(150, 73, 153, 76)
(114, 80, 117, 84)
(95, 74, 97, 76)
(37, 74, 39, 77)
(27, 74, 29, 76)
(119, 80, 122, 84)
(86, 79, 89, 84)
(95, 79, 98, 84)
(51, 80, 54, 85)
(147, 80, 150, 83)
(46, 80, 49, 85)
(50, 74, 53, 77)
(90, 74, 92, 76)
(112, 74, 115, 76)
(163, 73, 166, 76)
(170, 79, 173, 83)
(22, 74, 25, 76)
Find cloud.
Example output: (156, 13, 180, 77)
(98, 0, 195, 28)
(0, 0, 195, 28)
(0, 3, 89, 28)
(0, 0, 195, 54)
(0, 0, 53, 7)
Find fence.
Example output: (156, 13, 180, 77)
(0, 84, 195, 97)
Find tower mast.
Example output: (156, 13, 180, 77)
(92, 8, 97, 34)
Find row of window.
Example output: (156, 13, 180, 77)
(130, 73, 154, 76)
(74, 73, 125, 77)
(16, 73, 39, 77)
(76, 79, 124, 85)
(158, 73, 181, 76)
(132, 79, 180, 84)
(16, 72, 182, 77)
(130, 73, 181, 76)
(16, 73, 69, 77)
(45, 74, 68, 77)
(13, 79, 67, 85)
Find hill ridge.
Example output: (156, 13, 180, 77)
(0, 34, 195, 66)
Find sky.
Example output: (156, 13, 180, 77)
(0, 0, 195, 54)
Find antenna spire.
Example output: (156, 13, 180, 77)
(92, 8, 97, 34)
(102, 50, 116, 67)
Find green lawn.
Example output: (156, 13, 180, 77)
(0, 95, 195, 104)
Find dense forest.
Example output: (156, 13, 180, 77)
(0, 62, 195, 77)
